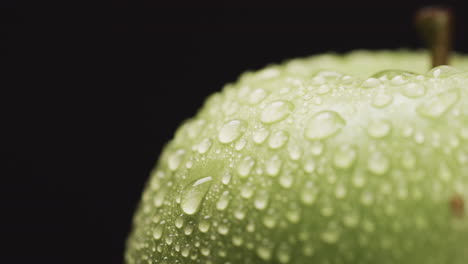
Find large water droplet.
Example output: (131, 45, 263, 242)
(216, 191, 230, 211)
(367, 152, 390, 175)
(253, 128, 270, 144)
(305, 111, 346, 140)
(417, 89, 459, 118)
(218, 120, 246, 143)
(268, 130, 289, 149)
(168, 149, 185, 171)
(367, 119, 391, 138)
(254, 190, 269, 210)
(237, 156, 255, 178)
(333, 144, 357, 169)
(261, 100, 294, 124)
(180, 176, 213, 215)
(265, 155, 282, 176)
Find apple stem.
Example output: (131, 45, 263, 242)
(415, 7, 453, 67)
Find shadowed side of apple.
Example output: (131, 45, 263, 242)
(125, 8, 468, 264)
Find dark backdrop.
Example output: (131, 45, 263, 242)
(3, 2, 468, 263)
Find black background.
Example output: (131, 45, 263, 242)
(2, 1, 468, 263)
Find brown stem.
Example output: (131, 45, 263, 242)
(415, 7, 453, 67)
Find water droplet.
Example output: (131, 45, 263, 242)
(372, 93, 393, 108)
(187, 119, 206, 139)
(262, 213, 277, 229)
(367, 152, 390, 175)
(414, 131, 425, 144)
(401, 150, 416, 169)
(361, 191, 374, 206)
(277, 243, 291, 263)
(300, 181, 318, 205)
(232, 235, 243, 246)
(200, 247, 211, 256)
(241, 183, 254, 198)
(261, 100, 294, 124)
(317, 84, 331, 94)
(153, 189, 166, 208)
(427, 65, 462, 78)
(303, 159, 316, 173)
(218, 120, 246, 143)
(257, 245, 273, 260)
(246, 221, 255, 232)
(321, 224, 340, 244)
(180, 176, 213, 215)
(175, 215, 184, 229)
(305, 111, 346, 140)
(362, 219, 375, 233)
(286, 204, 301, 223)
(362, 77, 381, 88)
(367, 119, 391, 138)
(254, 190, 269, 210)
(217, 224, 229, 235)
(265, 155, 282, 176)
(401, 82, 425, 97)
(279, 173, 294, 188)
(181, 247, 190, 257)
(333, 144, 357, 169)
(216, 191, 230, 211)
(310, 141, 323, 156)
(390, 75, 408, 85)
(334, 184, 347, 199)
(234, 138, 247, 151)
(197, 138, 212, 154)
(343, 213, 359, 228)
(268, 130, 289, 149)
(168, 149, 185, 171)
(248, 88, 267, 104)
(152, 224, 164, 240)
(221, 172, 232, 185)
(253, 127, 270, 144)
(237, 156, 255, 178)
(234, 207, 246, 220)
(184, 223, 194, 235)
(417, 89, 460, 118)
(439, 162, 452, 181)
(302, 244, 315, 256)
(198, 218, 211, 233)
(288, 144, 302, 160)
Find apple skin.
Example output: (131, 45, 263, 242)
(125, 50, 468, 264)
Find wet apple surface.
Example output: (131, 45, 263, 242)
(126, 51, 468, 264)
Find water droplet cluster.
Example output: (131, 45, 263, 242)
(126, 51, 468, 264)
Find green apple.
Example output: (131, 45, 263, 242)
(125, 50, 468, 264)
